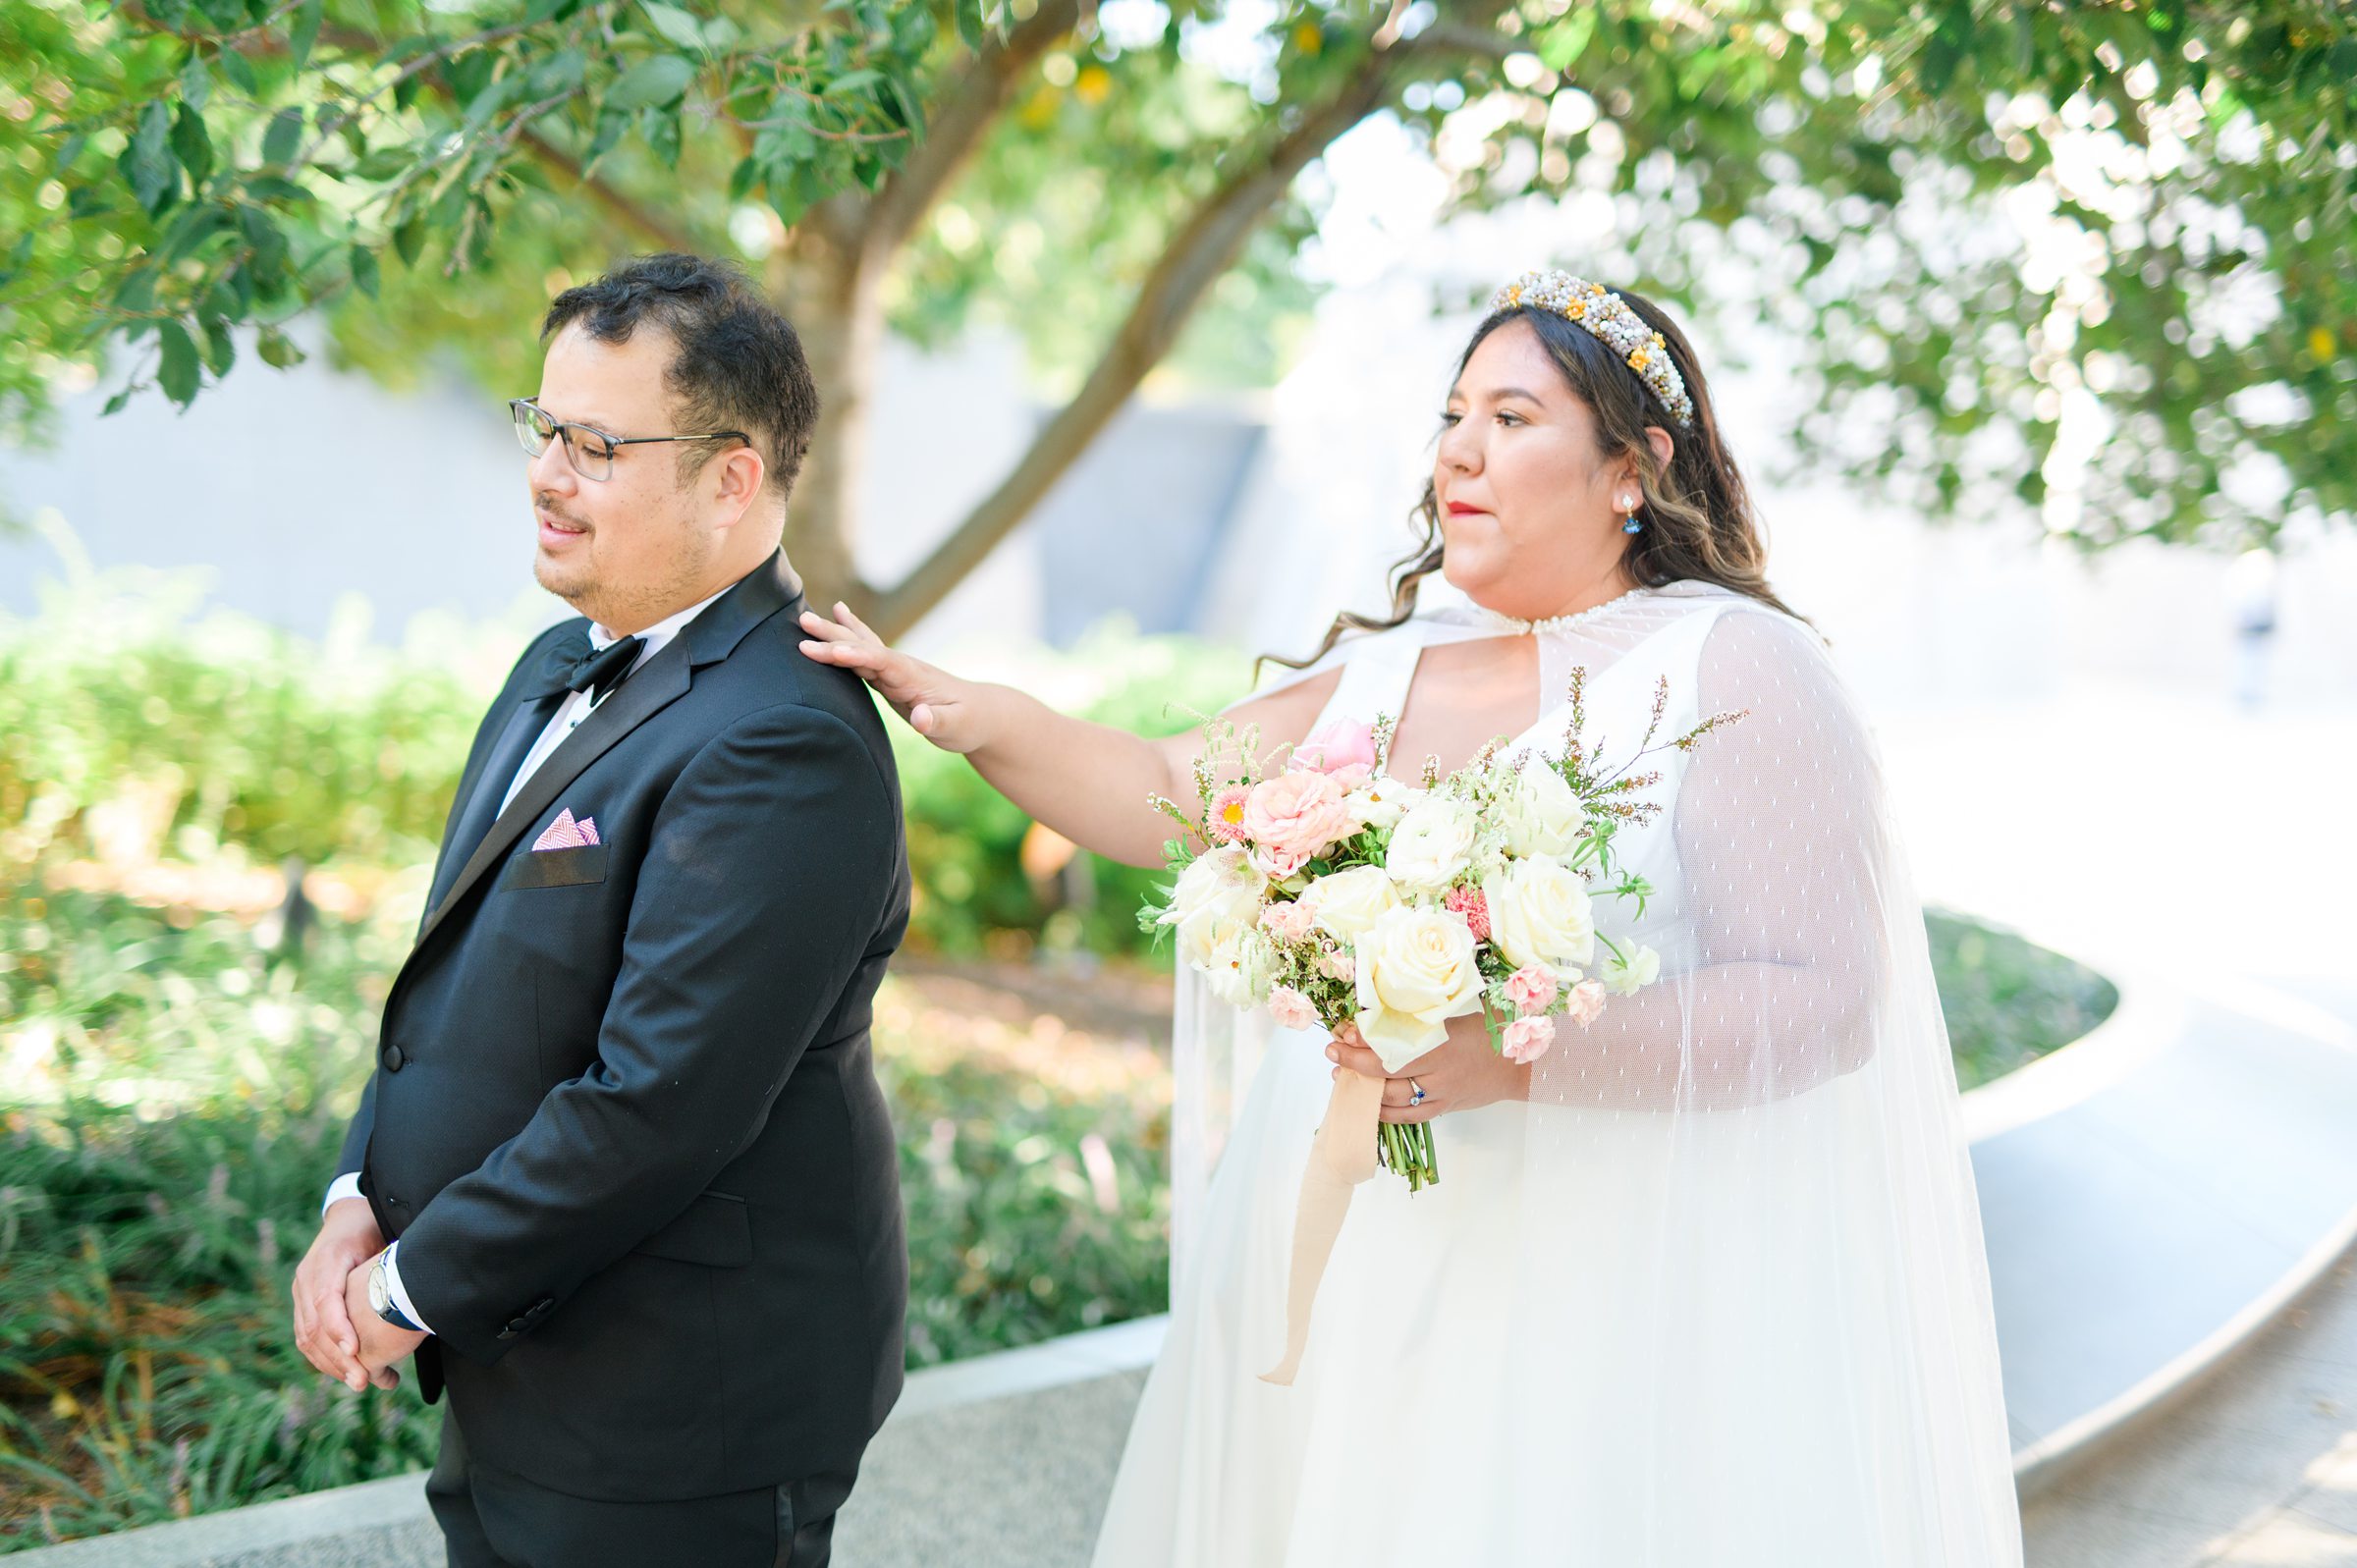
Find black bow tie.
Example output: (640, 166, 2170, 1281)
(541, 633, 644, 705)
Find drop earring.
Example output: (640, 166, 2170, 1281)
(1620, 497, 1643, 535)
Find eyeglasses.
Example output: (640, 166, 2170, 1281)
(509, 398, 749, 483)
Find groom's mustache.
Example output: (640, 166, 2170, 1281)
(535, 494, 591, 532)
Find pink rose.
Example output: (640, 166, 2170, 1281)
(1260, 900, 1317, 942)
(1268, 986, 1318, 1031)
(1317, 944, 1356, 983)
(1207, 784, 1251, 845)
(1564, 978, 1607, 1026)
(1504, 965, 1559, 1015)
(1445, 887, 1493, 944)
(1241, 771, 1356, 871)
(1501, 1014, 1557, 1064)
(1293, 720, 1378, 777)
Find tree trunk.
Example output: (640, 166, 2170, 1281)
(863, 43, 1424, 640)
(768, 202, 886, 616)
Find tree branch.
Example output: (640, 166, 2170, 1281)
(516, 127, 700, 254)
(858, 0, 1084, 260)
(863, 23, 1468, 638)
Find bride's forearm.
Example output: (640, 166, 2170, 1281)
(961, 681, 1184, 869)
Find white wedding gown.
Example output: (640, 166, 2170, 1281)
(1091, 581, 2023, 1566)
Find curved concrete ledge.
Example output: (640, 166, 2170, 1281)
(1962, 938, 2357, 1496)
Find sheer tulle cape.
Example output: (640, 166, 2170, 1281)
(1167, 583, 2022, 1562)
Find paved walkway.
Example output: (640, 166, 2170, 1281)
(2023, 1249, 2357, 1565)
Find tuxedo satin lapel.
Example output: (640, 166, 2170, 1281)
(411, 638, 692, 953)
(426, 694, 559, 919)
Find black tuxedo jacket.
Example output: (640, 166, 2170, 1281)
(334, 554, 910, 1502)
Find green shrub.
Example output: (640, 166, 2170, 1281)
(0, 557, 1253, 962)
(0, 568, 486, 872)
(1927, 909, 2118, 1089)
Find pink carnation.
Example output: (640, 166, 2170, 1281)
(1292, 719, 1378, 777)
(1501, 1015, 1557, 1064)
(1267, 986, 1318, 1031)
(1316, 944, 1356, 983)
(1206, 784, 1251, 845)
(1564, 978, 1607, 1026)
(1445, 886, 1492, 944)
(1504, 965, 1559, 1015)
(1241, 771, 1356, 872)
(1260, 900, 1317, 942)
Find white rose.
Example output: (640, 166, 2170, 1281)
(1343, 777, 1419, 832)
(1164, 846, 1264, 970)
(1351, 904, 1485, 1070)
(1207, 926, 1278, 1007)
(1600, 942, 1662, 997)
(1482, 857, 1598, 976)
(1298, 865, 1401, 943)
(1385, 796, 1479, 893)
(1499, 761, 1586, 860)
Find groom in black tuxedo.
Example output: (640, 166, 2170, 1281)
(288, 253, 909, 1567)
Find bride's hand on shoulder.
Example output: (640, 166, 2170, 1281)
(799, 603, 981, 754)
(1327, 1012, 1531, 1123)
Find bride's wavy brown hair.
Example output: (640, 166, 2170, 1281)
(1271, 285, 1808, 673)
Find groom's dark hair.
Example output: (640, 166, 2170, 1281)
(542, 253, 819, 502)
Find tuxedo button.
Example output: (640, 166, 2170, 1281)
(497, 1326, 519, 1341)
(381, 1045, 406, 1071)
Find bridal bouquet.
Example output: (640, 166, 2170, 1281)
(1144, 670, 1744, 1191)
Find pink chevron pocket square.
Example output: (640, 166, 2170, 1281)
(532, 809, 600, 851)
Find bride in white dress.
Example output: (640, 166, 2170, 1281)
(800, 271, 2024, 1566)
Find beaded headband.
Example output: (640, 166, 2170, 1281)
(1487, 269, 1695, 429)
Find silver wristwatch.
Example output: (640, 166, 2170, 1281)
(367, 1246, 423, 1332)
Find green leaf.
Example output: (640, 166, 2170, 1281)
(198, 316, 236, 377)
(160, 204, 233, 263)
(527, 48, 588, 97)
(582, 108, 630, 168)
(219, 48, 257, 94)
(170, 104, 213, 190)
(260, 108, 304, 169)
(955, 0, 984, 51)
(351, 147, 414, 182)
(639, 2, 709, 52)
(604, 53, 697, 111)
(289, 0, 324, 72)
(349, 243, 379, 298)
(642, 105, 684, 167)
(52, 131, 88, 178)
(237, 206, 289, 293)
(102, 388, 135, 416)
(120, 101, 178, 216)
(178, 55, 211, 114)
(825, 68, 884, 97)
(156, 319, 200, 406)
(1535, 9, 1596, 73)
(392, 214, 426, 268)
(255, 325, 303, 368)
(526, 0, 585, 22)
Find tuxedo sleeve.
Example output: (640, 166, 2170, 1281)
(384, 701, 898, 1365)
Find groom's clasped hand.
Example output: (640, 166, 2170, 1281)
(289, 1191, 410, 1392)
